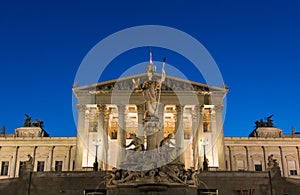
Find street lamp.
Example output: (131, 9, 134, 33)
(92, 139, 101, 171)
(201, 139, 208, 171)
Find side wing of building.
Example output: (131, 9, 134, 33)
(0, 136, 76, 179)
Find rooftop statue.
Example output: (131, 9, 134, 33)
(24, 114, 32, 127)
(23, 114, 44, 128)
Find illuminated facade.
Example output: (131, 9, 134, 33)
(0, 73, 300, 182)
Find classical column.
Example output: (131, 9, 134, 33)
(103, 107, 111, 170)
(192, 105, 200, 169)
(245, 146, 251, 171)
(75, 104, 86, 170)
(97, 104, 105, 170)
(117, 105, 126, 167)
(136, 104, 144, 140)
(12, 146, 19, 178)
(196, 105, 204, 170)
(156, 103, 165, 146)
(215, 105, 225, 170)
(175, 105, 184, 164)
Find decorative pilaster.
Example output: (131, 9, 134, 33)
(66, 146, 72, 171)
(279, 146, 287, 177)
(262, 146, 267, 171)
(245, 146, 250, 171)
(48, 146, 55, 171)
(11, 146, 19, 178)
(227, 146, 234, 171)
(297, 147, 300, 175)
(175, 105, 184, 164)
(32, 146, 37, 171)
(215, 104, 225, 170)
(117, 105, 126, 167)
(103, 107, 111, 170)
(75, 104, 86, 170)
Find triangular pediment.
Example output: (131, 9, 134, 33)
(73, 73, 227, 96)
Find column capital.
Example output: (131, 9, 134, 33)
(136, 104, 144, 113)
(104, 107, 112, 120)
(158, 103, 165, 114)
(66, 146, 73, 150)
(76, 104, 86, 111)
(214, 104, 224, 111)
(48, 146, 55, 151)
(194, 105, 204, 113)
(175, 104, 185, 113)
(117, 104, 126, 113)
(97, 104, 106, 113)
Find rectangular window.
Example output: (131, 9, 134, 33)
(111, 129, 117, 139)
(290, 170, 297, 175)
(55, 161, 63, 172)
(255, 164, 262, 171)
(203, 122, 210, 132)
(37, 161, 45, 172)
(1, 161, 9, 176)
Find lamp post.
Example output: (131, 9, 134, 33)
(201, 139, 208, 171)
(92, 139, 101, 171)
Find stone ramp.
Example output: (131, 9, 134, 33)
(0, 171, 106, 195)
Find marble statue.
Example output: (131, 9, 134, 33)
(133, 58, 166, 119)
(159, 133, 175, 147)
(126, 133, 145, 151)
(267, 154, 279, 169)
(109, 55, 201, 187)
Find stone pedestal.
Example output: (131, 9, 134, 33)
(15, 127, 46, 137)
(144, 116, 161, 151)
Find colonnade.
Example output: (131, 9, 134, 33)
(75, 103, 225, 171)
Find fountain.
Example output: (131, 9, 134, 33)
(105, 58, 199, 195)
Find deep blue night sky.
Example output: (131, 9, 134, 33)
(0, 0, 299, 137)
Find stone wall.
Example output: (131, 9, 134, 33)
(0, 170, 299, 195)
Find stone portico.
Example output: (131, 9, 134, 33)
(73, 72, 227, 171)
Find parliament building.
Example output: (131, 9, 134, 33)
(0, 61, 300, 194)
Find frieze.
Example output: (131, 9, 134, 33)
(88, 76, 217, 95)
